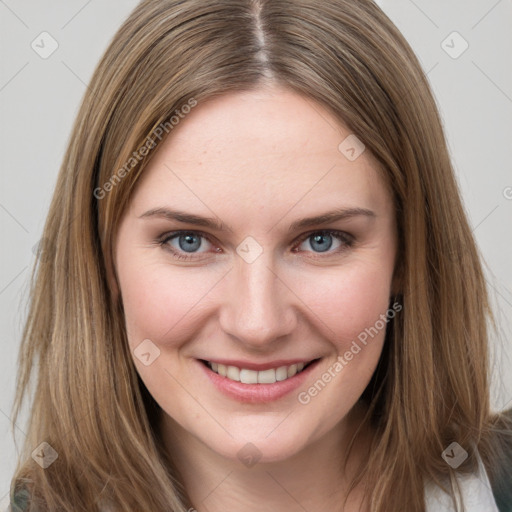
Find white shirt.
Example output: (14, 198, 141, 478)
(425, 453, 499, 511)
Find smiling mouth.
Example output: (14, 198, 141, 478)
(200, 359, 319, 384)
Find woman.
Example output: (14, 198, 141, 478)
(9, 0, 512, 510)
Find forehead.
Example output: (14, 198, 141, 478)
(129, 87, 392, 223)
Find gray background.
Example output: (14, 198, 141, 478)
(1, 0, 511, 505)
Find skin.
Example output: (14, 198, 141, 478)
(113, 85, 398, 511)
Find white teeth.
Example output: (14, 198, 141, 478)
(240, 369, 258, 384)
(207, 360, 312, 384)
(275, 366, 288, 381)
(226, 365, 240, 381)
(258, 369, 276, 384)
(287, 364, 298, 378)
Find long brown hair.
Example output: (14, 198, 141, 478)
(10, 0, 510, 510)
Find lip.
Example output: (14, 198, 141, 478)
(197, 358, 321, 403)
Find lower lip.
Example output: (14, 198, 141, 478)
(197, 359, 321, 403)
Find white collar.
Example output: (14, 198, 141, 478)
(425, 452, 499, 511)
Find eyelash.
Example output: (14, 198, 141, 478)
(156, 229, 354, 261)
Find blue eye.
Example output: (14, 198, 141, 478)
(174, 233, 204, 252)
(295, 230, 353, 255)
(159, 231, 214, 260)
(158, 229, 353, 261)
(304, 232, 335, 252)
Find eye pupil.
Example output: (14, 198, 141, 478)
(310, 233, 333, 252)
(179, 233, 201, 252)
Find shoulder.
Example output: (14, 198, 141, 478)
(9, 487, 31, 512)
(9, 486, 113, 512)
(425, 410, 512, 512)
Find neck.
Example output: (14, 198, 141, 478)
(161, 402, 372, 512)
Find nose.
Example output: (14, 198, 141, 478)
(219, 253, 297, 350)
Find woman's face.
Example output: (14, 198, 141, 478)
(114, 86, 398, 463)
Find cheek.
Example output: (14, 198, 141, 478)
(117, 256, 223, 347)
(293, 265, 394, 416)
(291, 261, 394, 348)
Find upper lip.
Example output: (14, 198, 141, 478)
(200, 358, 319, 371)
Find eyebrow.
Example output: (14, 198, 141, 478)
(138, 206, 376, 233)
